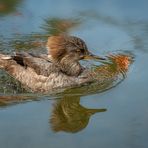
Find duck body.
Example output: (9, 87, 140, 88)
(0, 52, 94, 93)
(0, 51, 132, 93)
(0, 35, 133, 93)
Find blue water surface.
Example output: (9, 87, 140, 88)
(0, 0, 148, 148)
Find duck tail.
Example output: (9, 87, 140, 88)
(0, 53, 12, 69)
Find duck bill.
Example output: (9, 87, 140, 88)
(83, 52, 106, 61)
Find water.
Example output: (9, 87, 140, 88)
(0, 0, 148, 148)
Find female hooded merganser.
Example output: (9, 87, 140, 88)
(0, 35, 132, 93)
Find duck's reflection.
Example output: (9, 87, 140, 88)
(0, 93, 106, 133)
(50, 95, 106, 133)
(42, 17, 80, 35)
(0, 0, 22, 16)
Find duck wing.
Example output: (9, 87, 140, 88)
(12, 52, 58, 76)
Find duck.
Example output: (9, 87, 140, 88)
(0, 35, 106, 93)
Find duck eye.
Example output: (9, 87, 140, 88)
(79, 48, 85, 53)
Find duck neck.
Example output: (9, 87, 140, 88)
(54, 58, 83, 76)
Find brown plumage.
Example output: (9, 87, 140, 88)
(46, 35, 106, 76)
(0, 35, 133, 93)
(46, 35, 89, 60)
